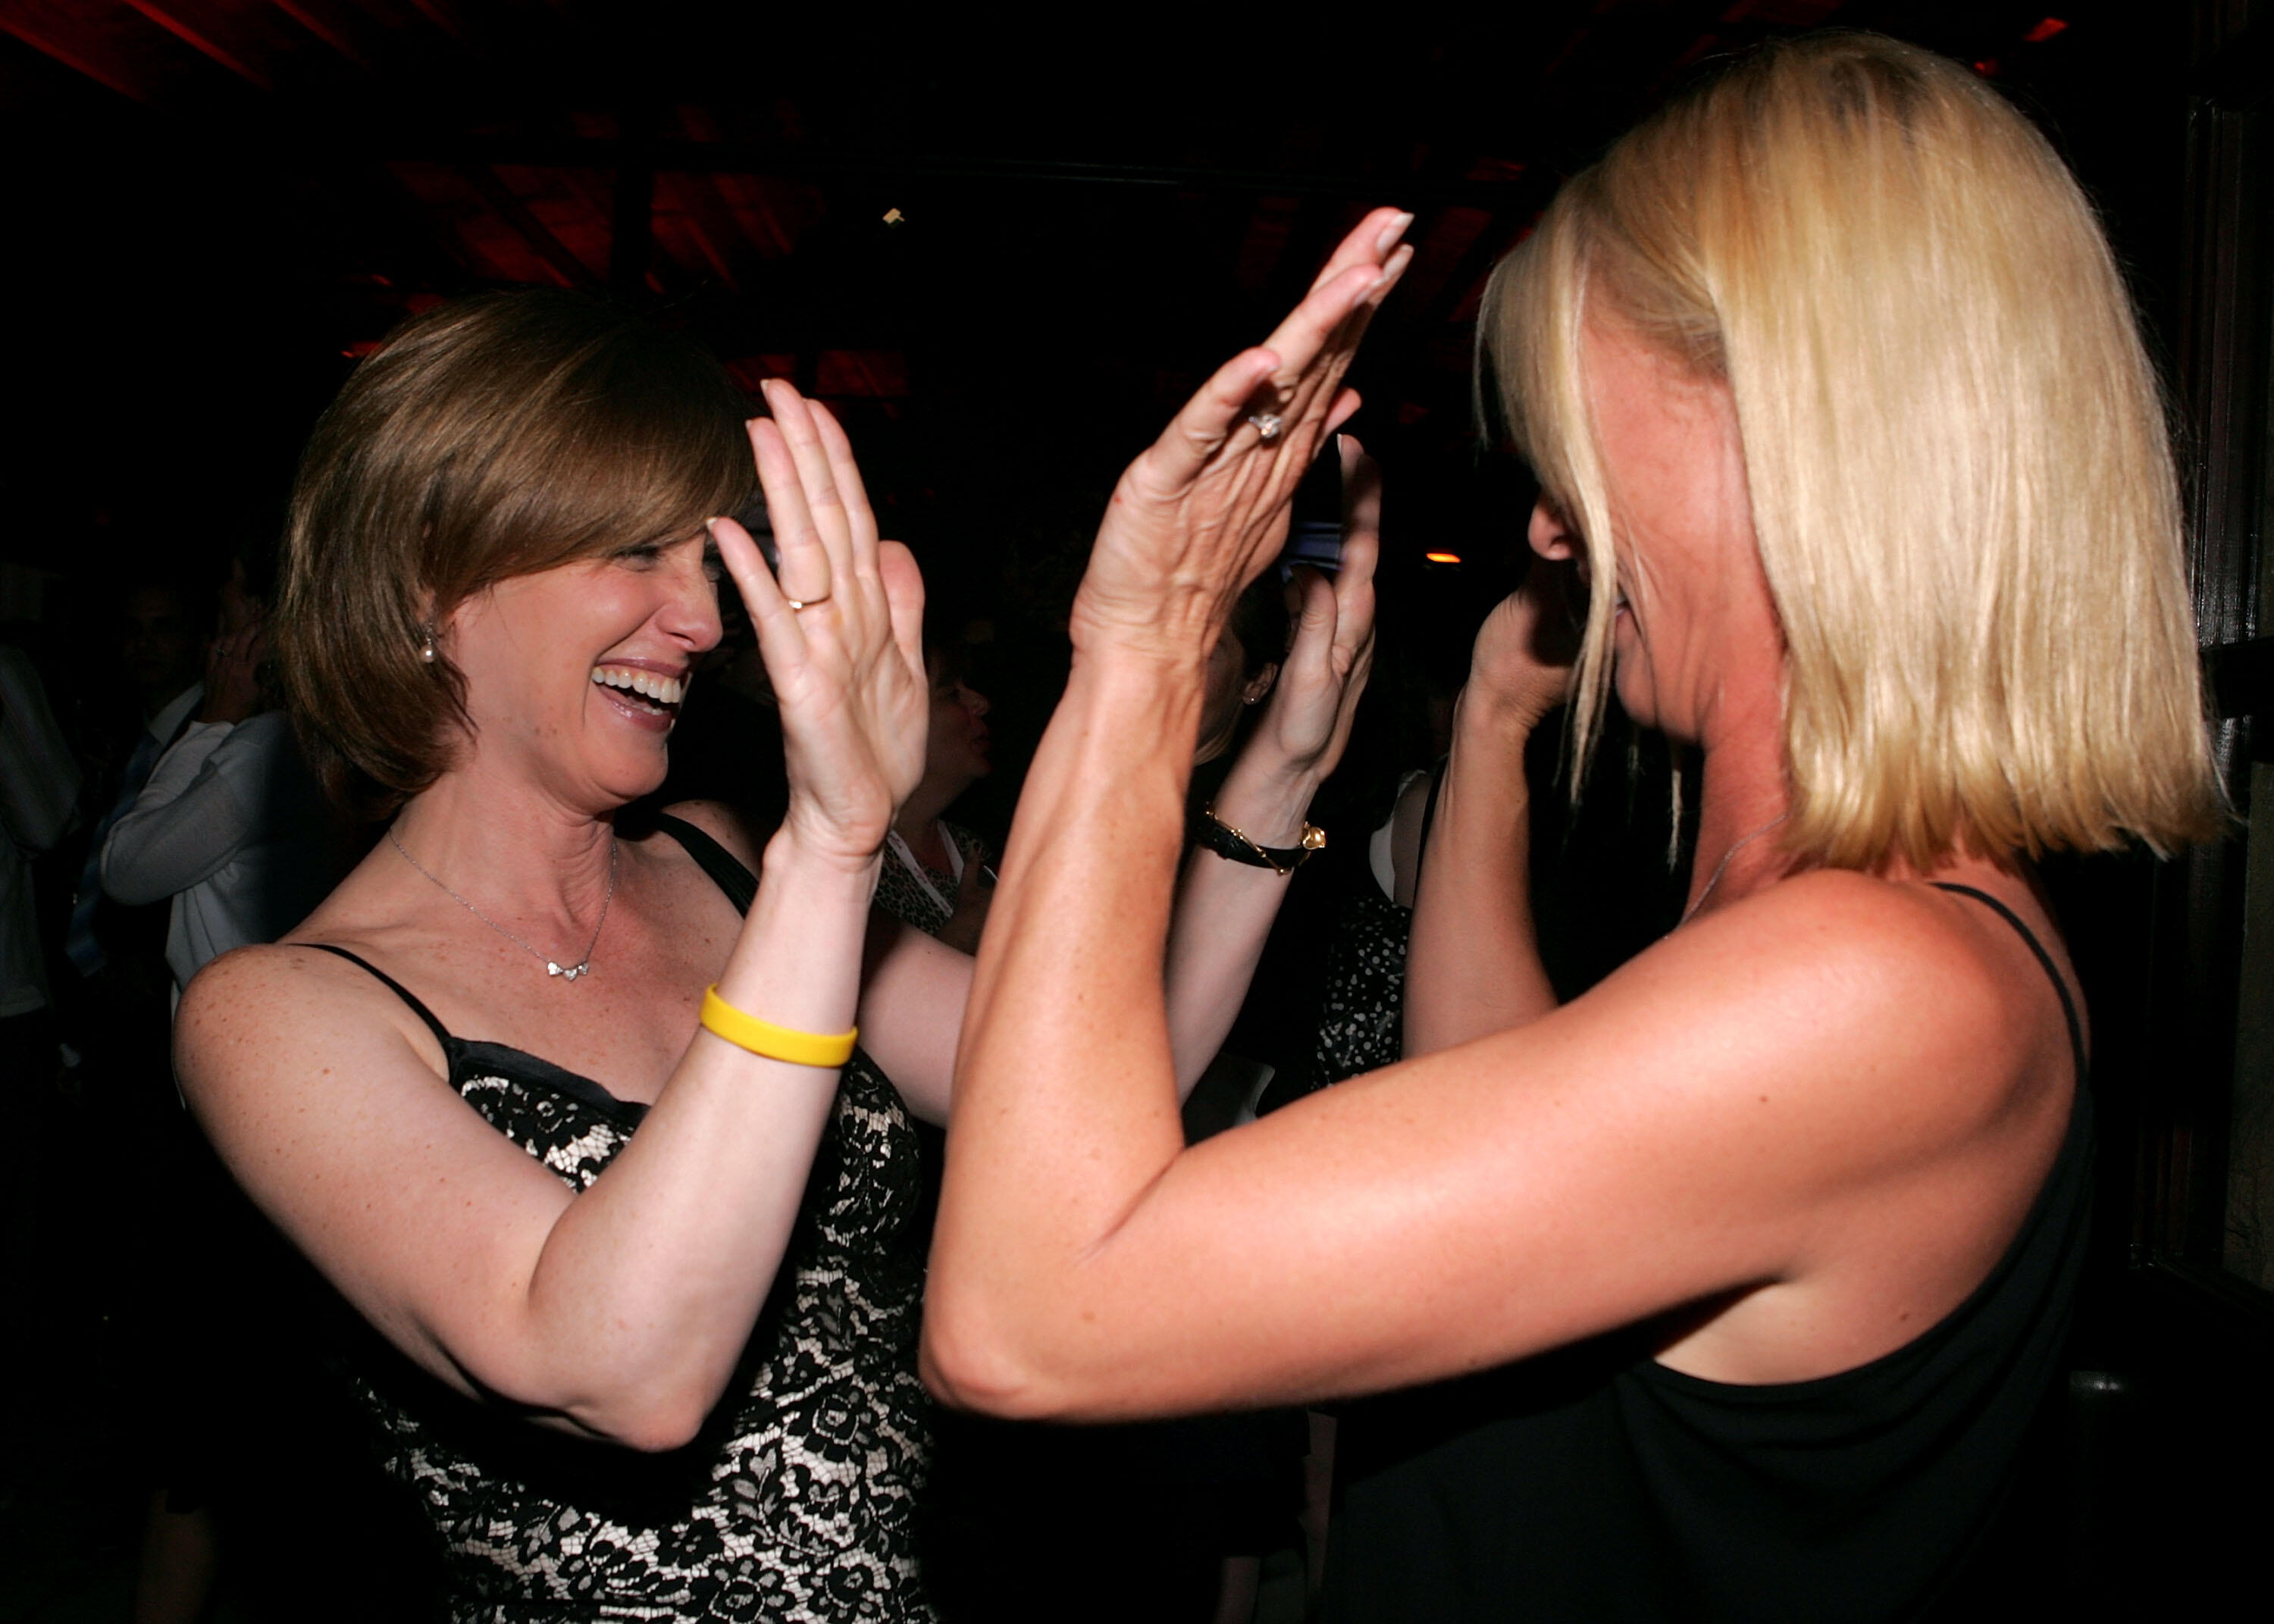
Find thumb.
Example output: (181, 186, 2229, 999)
(1280, 565, 1339, 689)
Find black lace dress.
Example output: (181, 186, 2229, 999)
(303, 816, 932, 1622)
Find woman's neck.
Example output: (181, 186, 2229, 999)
(390, 768, 620, 924)
(1684, 704, 1796, 923)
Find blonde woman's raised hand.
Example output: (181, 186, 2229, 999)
(1070, 208, 1413, 667)
(711, 380, 927, 872)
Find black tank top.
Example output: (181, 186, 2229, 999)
(1323, 883, 2091, 1623)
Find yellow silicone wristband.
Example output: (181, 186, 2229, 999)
(699, 985, 857, 1069)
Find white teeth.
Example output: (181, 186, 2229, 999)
(590, 666, 685, 706)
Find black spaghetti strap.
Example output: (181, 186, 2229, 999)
(1928, 883, 2086, 1080)
(651, 812, 758, 916)
(295, 942, 454, 1049)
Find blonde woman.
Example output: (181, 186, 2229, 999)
(922, 35, 2219, 1622)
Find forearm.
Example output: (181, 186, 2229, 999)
(503, 831, 872, 1446)
(928, 646, 1198, 1410)
(1403, 690, 1556, 1053)
(1164, 753, 1321, 1091)
(102, 726, 242, 903)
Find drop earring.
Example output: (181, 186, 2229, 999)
(418, 625, 437, 664)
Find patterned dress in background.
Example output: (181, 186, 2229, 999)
(871, 821, 989, 941)
(1309, 888, 1414, 1087)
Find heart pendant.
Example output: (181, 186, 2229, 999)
(546, 962, 562, 976)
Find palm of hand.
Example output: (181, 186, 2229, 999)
(769, 600, 926, 856)
(711, 381, 931, 871)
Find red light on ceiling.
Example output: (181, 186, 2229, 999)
(2024, 17, 2069, 43)
(1425, 552, 1462, 565)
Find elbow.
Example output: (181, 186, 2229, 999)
(560, 1383, 715, 1453)
(602, 1400, 709, 1455)
(918, 1297, 1075, 1422)
(478, 1353, 719, 1453)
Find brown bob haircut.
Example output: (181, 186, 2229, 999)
(278, 289, 754, 817)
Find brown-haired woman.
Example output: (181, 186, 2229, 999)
(176, 288, 1384, 1621)
(921, 37, 2220, 1622)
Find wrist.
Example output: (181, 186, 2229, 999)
(1209, 756, 1323, 849)
(762, 818, 886, 890)
(1064, 644, 1208, 750)
(1455, 682, 1547, 750)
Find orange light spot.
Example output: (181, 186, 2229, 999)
(1425, 552, 1461, 564)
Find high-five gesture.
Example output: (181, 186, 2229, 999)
(1070, 208, 1413, 664)
(711, 379, 928, 873)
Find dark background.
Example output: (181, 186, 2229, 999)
(5, 4, 2257, 1620)
(0, 5, 2193, 831)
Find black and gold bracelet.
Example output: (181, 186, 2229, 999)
(1192, 805, 1326, 876)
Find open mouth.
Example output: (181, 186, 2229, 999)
(591, 663, 687, 718)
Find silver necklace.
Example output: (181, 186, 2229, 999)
(387, 825, 618, 982)
(1679, 812, 1789, 928)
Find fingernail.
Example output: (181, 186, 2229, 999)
(1375, 211, 1414, 254)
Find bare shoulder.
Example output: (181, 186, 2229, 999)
(1572, 868, 2039, 1142)
(1671, 868, 2019, 1003)
(659, 798, 768, 871)
(175, 940, 449, 1109)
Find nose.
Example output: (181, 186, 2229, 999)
(1528, 499, 1577, 562)
(659, 548, 724, 653)
(960, 682, 991, 719)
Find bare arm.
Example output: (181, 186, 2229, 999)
(1164, 444, 1380, 1084)
(180, 381, 928, 1452)
(183, 835, 870, 1451)
(854, 455, 1380, 1112)
(1402, 574, 1577, 1053)
(1402, 694, 1549, 1052)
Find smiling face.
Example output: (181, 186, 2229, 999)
(441, 530, 722, 813)
(1529, 314, 1778, 748)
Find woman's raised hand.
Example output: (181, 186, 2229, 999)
(710, 380, 928, 871)
(1466, 547, 1585, 735)
(1236, 437, 1381, 788)
(1070, 208, 1414, 665)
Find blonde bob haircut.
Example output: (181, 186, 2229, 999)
(1482, 31, 2221, 871)
(279, 289, 753, 818)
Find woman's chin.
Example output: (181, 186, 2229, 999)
(589, 746, 671, 810)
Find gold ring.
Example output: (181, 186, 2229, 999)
(784, 593, 831, 612)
